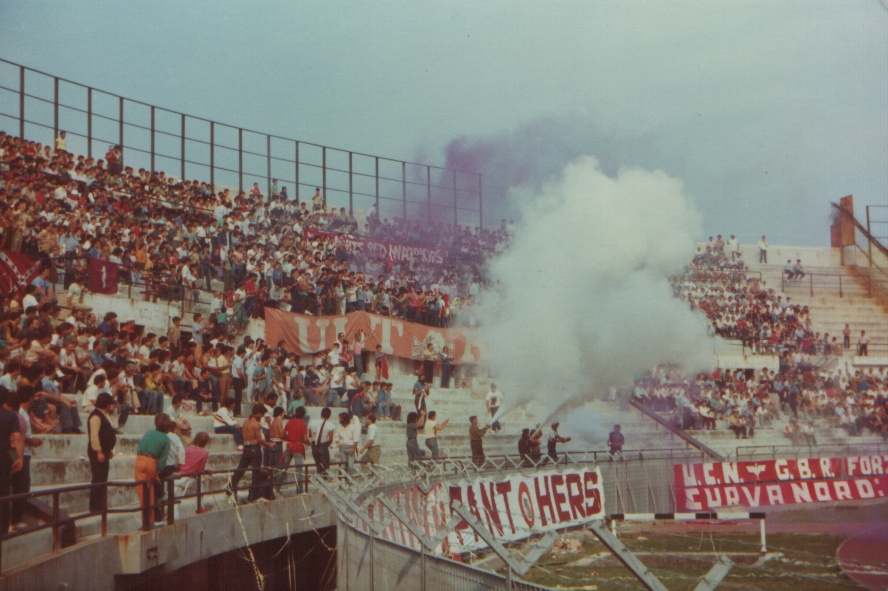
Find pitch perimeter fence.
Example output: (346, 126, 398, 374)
(0, 58, 485, 227)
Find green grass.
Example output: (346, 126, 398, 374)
(505, 533, 860, 591)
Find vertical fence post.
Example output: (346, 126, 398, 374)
(402, 161, 407, 220)
(53, 77, 59, 140)
(167, 478, 176, 525)
(238, 128, 243, 193)
(181, 113, 186, 181)
(322, 146, 327, 206)
(209, 121, 215, 192)
(375, 156, 380, 210)
(150, 106, 156, 173)
(453, 170, 458, 227)
(52, 490, 61, 550)
(118, 97, 124, 160)
(294, 140, 300, 205)
(478, 174, 484, 229)
(87, 88, 93, 158)
(426, 166, 432, 223)
(18, 66, 25, 139)
(267, 134, 272, 197)
(349, 152, 354, 214)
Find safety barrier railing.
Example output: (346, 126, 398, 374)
(0, 459, 358, 575)
(780, 270, 872, 298)
(629, 399, 726, 461)
(734, 441, 888, 462)
(0, 58, 484, 226)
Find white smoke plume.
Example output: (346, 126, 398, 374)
(480, 155, 716, 438)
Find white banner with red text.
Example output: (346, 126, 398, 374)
(674, 455, 888, 511)
(304, 228, 447, 266)
(352, 467, 605, 555)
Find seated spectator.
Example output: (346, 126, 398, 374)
(783, 418, 800, 444)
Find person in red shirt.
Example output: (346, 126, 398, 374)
(275, 406, 308, 493)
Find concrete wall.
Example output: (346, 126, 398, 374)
(0, 493, 334, 591)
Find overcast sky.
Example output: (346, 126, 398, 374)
(1, 1, 886, 245)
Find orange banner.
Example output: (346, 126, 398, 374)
(263, 308, 482, 363)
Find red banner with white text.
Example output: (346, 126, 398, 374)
(674, 455, 888, 511)
(305, 228, 446, 266)
(263, 308, 481, 363)
(352, 468, 605, 555)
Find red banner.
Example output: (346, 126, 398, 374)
(675, 455, 888, 511)
(305, 229, 446, 266)
(87, 258, 119, 295)
(0, 250, 42, 297)
(264, 308, 481, 363)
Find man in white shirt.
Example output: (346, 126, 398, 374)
(485, 383, 503, 432)
(359, 413, 381, 465)
(308, 407, 335, 474)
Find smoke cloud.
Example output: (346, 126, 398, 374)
(479, 155, 716, 441)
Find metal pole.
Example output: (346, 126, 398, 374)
(238, 128, 243, 194)
(209, 122, 215, 192)
(18, 66, 25, 139)
(478, 174, 483, 229)
(150, 106, 156, 172)
(118, 97, 124, 160)
(759, 519, 767, 553)
(294, 141, 300, 205)
(181, 114, 186, 181)
(427, 166, 432, 223)
(322, 146, 327, 206)
(53, 77, 59, 140)
(349, 152, 354, 214)
(267, 134, 272, 196)
(375, 157, 380, 209)
(421, 544, 426, 591)
(87, 88, 93, 158)
(453, 170, 458, 226)
(866, 206, 873, 266)
(506, 565, 513, 590)
(402, 161, 407, 220)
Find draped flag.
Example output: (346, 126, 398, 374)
(0, 250, 42, 297)
(87, 258, 119, 295)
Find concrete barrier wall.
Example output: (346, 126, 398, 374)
(0, 492, 335, 591)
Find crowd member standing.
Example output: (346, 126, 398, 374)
(228, 404, 273, 504)
(309, 407, 335, 475)
(405, 410, 426, 467)
(87, 392, 116, 514)
(12, 387, 43, 530)
(275, 406, 308, 493)
(485, 383, 503, 432)
(607, 424, 625, 460)
(360, 413, 381, 466)
(333, 412, 360, 474)
(134, 414, 172, 525)
(156, 417, 186, 523)
(424, 410, 449, 460)
(0, 387, 22, 535)
(547, 422, 571, 463)
(469, 415, 490, 468)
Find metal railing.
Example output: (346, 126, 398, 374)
(735, 441, 888, 462)
(629, 400, 726, 461)
(0, 459, 356, 575)
(832, 201, 888, 302)
(0, 58, 484, 227)
(780, 270, 872, 298)
(865, 204, 888, 245)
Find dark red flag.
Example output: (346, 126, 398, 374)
(0, 250, 42, 297)
(88, 258, 119, 294)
